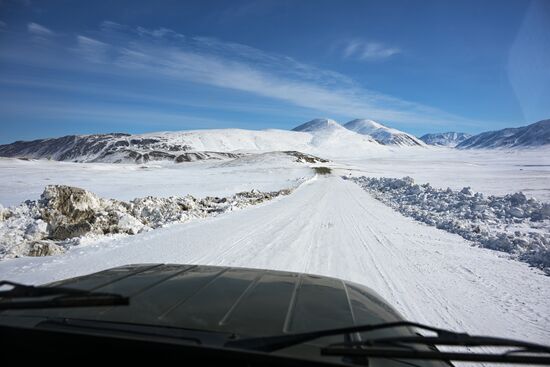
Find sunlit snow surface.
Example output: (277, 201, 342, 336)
(1, 176, 549, 346)
(0, 152, 313, 206)
(341, 147, 550, 201)
(2, 147, 548, 206)
(0, 147, 549, 346)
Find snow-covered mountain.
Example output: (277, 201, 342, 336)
(457, 119, 550, 149)
(292, 118, 344, 132)
(419, 132, 472, 147)
(344, 119, 425, 147)
(292, 118, 381, 152)
(0, 133, 246, 164)
(0, 121, 383, 163)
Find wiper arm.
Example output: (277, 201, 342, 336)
(225, 320, 443, 352)
(327, 334, 550, 350)
(322, 329, 550, 365)
(226, 320, 550, 365)
(0, 280, 129, 310)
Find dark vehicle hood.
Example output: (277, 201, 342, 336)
(1, 264, 404, 337)
(1, 264, 452, 366)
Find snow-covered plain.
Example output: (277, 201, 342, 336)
(341, 147, 550, 201)
(1, 176, 548, 345)
(0, 140, 549, 346)
(0, 152, 313, 206)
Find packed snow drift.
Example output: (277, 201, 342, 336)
(0, 183, 295, 260)
(347, 176, 550, 272)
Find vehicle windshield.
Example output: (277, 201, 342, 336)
(0, 0, 549, 364)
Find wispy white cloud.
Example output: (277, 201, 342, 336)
(27, 22, 53, 36)
(0, 20, 7, 28)
(9, 22, 473, 127)
(342, 39, 401, 61)
(136, 26, 182, 39)
(75, 35, 110, 63)
(0, 75, 313, 119)
(0, 93, 266, 130)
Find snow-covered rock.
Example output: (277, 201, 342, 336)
(419, 132, 472, 147)
(24, 219, 48, 241)
(344, 119, 425, 147)
(27, 241, 65, 257)
(115, 212, 145, 235)
(40, 185, 104, 240)
(347, 176, 550, 271)
(508, 207, 524, 218)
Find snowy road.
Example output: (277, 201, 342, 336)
(1, 176, 549, 344)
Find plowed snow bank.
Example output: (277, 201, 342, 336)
(0, 185, 292, 259)
(348, 176, 550, 272)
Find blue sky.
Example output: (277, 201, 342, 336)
(0, 0, 549, 143)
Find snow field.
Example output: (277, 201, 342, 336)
(1, 176, 548, 346)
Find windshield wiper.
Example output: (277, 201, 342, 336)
(0, 280, 129, 310)
(226, 321, 443, 351)
(225, 321, 550, 364)
(322, 332, 550, 365)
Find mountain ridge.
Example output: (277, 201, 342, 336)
(457, 119, 550, 149)
(2, 118, 548, 163)
(0, 122, 382, 163)
(420, 132, 472, 147)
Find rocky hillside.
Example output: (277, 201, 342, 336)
(0, 133, 243, 164)
(0, 123, 382, 163)
(419, 132, 472, 147)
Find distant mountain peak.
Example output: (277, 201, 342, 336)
(420, 132, 472, 147)
(291, 118, 380, 147)
(344, 119, 425, 147)
(346, 119, 386, 130)
(291, 118, 343, 132)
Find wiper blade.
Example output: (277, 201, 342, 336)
(327, 334, 550, 350)
(323, 347, 550, 365)
(226, 320, 442, 352)
(0, 280, 129, 310)
(226, 320, 550, 365)
(322, 328, 550, 365)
